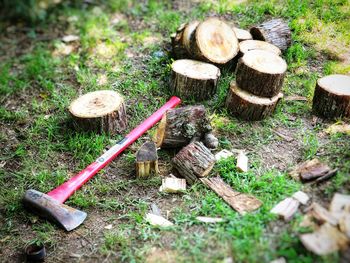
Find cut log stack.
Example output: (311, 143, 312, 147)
(226, 50, 287, 120)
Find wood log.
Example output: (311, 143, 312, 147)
(182, 21, 200, 54)
(170, 23, 188, 59)
(312, 74, 350, 119)
(225, 81, 283, 121)
(233, 27, 253, 42)
(172, 142, 215, 184)
(235, 50, 287, 97)
(136, 141, 159, 178)
(250, 19, 291, 52)
(154, 105, 212, 148)
(239, 40, 281, 57)
(170, 59, 220, 101)
(69, 90, 127, 135)
(189, 18, 239, 65)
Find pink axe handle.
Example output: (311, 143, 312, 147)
(47, 96, 181, 203)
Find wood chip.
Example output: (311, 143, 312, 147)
(300, 223, 349, 255)
(196, 216, 224, 223)
(200, 177, 262, 214)
(329, 193, 350, 220)
(308, 202, 338, 226)
(215, 149, 233, 161)
(236, 151, 248, 172)
(292, 191, 310, 205)
(289, 158, 331, 181)
(104, 224, 113, 230)
(270, 197, 299, 221)
(62, 35, 79, 43)
(159, 177, 186, 193)
(145, 213, 174, 227)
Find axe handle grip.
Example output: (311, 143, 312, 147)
(47, 96, 181, 203)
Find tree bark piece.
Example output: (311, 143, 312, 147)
(203, 132, 219, 149)
(136, 141, 159, 178)
(225, 81, 283, 121)
(170, 59, 220, 101)
(250, 19, 291, 51)
(190, 18, 239, 64)
(289, 158, 333, 182)
(239, 40, 281, 56)
(155, 105, 212, 148)
(200, 176, 262, 214)
(233, 27, 253, 42)
(69, 90, 127, 135)
(236, 50, 287, 97)
(270, 197, 300, 221)
(312, 74, 350, 119)
(172, 142, 215, 184)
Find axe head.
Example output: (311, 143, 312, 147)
(23, 189, 87, 231)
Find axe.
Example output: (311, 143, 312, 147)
(23, 96, 181, 231)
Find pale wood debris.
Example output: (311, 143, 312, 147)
(215, 149, 233, 161)
(270, 197, 299, 221)
(329, 193, 350, 220)
(292, 191, 310, 205)
(196, 216, 224, 223)
(145, 213, 174, 227)
(270, 257, 286, 263)
(159, 177, 186, 193)
(308, 202, 338, 226)
(236, 151, 248, 172)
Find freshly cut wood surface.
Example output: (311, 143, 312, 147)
(172, 142, 215, 184)
(239, 40, 281, 56)
(233, 27, 253, 42)
(136, 141, 159, 178)
(312, 74, 350, 118)
(69, 90, 127, 134)
(225, 81, 283, 121)
(171, 59, 220, 100)
(159, 177, 186, 193)
(191, 18, 239, 64)
(236, 50, 287, 97)
(250, 19, 291, 51)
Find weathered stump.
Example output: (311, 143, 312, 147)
(170, 59, 220, 100)
(69, 90, 127, 134)
(250, 18, 291, 52)
(172, 142, 215, 184)
(136, 141, 159, 178)
(225, 81, 283, 120)
(233, 27, 253, 42)
(312, 74, 350, 118)
(154, 105, 212, 148)
(236, 50, 287, 97)
(239, 40, 281, 57)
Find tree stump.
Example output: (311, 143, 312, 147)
(189, 18, 239, 65)
(236, 50, 287, 97)
(239, 40, 281, 57)
(233, 27, 253, 42)
(170, 59, 221, 100)
(250, 18, 291, 52)
(136, 141, 159, 178)
(225, 81, 283, 121)
(69, 90, 127, 134)
(172, 142, 215, 184)
(154, 105, 212, 148)
(312, 74, 350, 118)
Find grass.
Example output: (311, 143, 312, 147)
(0, 0, 349, 262)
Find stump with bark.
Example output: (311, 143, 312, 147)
(136, 141, 159, 178)
(170, 59, 221, 101)
(233, 27, 253, 42)
(239, 40, 281, 57)
(250, 18, 291, 52)
(172, 142, 215, 184)
(69, 90, 127, 134)
(236, 50, 287, 97)
(225, 81, 283, 120)
(154, 105, 212, 148)
(312, 74, 350, 118)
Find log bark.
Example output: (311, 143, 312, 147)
(170, 59, 220, 101)
(235, 50, 287, 97)
(154, 105, 212, 148)
(312, 74, 350, 119)
(233, 27, 253, 42)
(172, 142, 215, 184)
(136, 141, 159, 178)
(225, 81, 283, 121)
(189, 18, 239, 65)
(239, 40, 281, 57)
(170, 23, 188, 59)
(69, 90, 127, 135)
(250, 19, 291, 52)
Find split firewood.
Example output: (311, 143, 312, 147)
(170, 59, 220, 101)
(312, 74, 350, 119)
(136, 141, 159, 178)
(329, 193, 350, 221)
(196, 216, 224, 223)
(292, 191, 310, 205)
(270, 197, 299, 221)
(145, 213, 174, 227)
(69, 90, 127, 135)
(225, 81, 283, 120)
(239, 40, 281, 57)
(203, 132, 219, 149)
(300, 223, 349, 256)
(235, 50, 287, 97)
(159, 177, 186, 193)
(189, 18, 239, 65)
(250, 19, 291, 52)
(233, 27, 253, 42)
(172, 142, 215, 184)
(236, 151, 248, 172)
(200, 177, 262, 214)
(289, 158, 334, 182)
(154, 105, 212, 148)
(215, 149, 233, 161)
(308, 202, 338, 226)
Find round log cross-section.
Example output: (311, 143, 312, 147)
(236, 50, 287, 97)
(225, 81, 283, 121)
(239, 40, 281, 57)
(312, 74, 350, 119)
(170, 59, 221, 101)
(69, 90, 127, 134)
